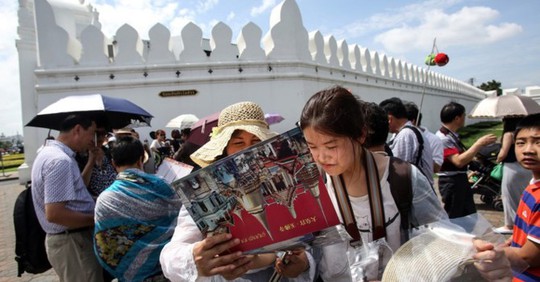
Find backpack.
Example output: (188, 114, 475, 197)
(400, 125, 424, 167)
(387, 157, 413, 232)
(13, 183, 52, 276)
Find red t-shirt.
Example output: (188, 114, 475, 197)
(512, 179, 540, 282)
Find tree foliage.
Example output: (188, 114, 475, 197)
(478, 80, 502, 96)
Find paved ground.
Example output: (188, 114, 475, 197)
(0, 173, 506, 281)
(0, 174, 58, 282)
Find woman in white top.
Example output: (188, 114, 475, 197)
(299, 86, 513, 281)
(160, 102, 314, 282)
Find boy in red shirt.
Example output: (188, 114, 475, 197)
(505, 113, 540, 281)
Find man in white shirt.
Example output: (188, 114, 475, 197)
(380, 97, 435, 186)
(403, 101, 444, 172)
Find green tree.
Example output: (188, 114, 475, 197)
(0, 141, 12, 150)
(478, 80, 502, 96)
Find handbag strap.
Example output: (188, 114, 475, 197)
(331, 148, 386, 247)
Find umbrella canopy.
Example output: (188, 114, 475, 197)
(469, 94, 540, 118)
(264, 113, 285, 125)
(26, 94, 153, 130)
(165, 114, 199, 129)
(188, 111, 220, 146)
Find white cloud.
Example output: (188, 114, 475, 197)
(374, 6, 522, 53)
(328, 0, 462, 40)
(197, 0, 219, 13)
(250, 0, 277, 17)
(227, 11, 235, 22)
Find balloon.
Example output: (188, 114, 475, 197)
(434, 53, 449, 66)
(424, 54, 436, 66)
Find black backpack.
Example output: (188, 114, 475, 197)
(13, 183, 52, 276)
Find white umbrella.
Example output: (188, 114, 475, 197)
(469, 94, 540, 118)
(165, 114, 199, 129)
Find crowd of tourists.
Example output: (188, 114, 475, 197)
(30, 86, 540, 281)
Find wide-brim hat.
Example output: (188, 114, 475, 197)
(382, 228, 483, 281)
(190, 101, 276, 167)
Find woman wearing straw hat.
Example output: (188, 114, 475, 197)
(160, 102, 313, 281)
(299, 86, 512, 281)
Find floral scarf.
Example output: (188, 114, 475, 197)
(94, 169, 182, 282)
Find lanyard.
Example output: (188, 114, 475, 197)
(331, 148, 386, 247)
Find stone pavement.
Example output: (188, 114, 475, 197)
(0, 174, 506, 282)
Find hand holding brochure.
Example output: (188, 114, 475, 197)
(171, 127, 340, 253)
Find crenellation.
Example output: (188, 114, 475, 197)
(389, 57, 396, 79)
(210, 22, 238, 61)
(371, 52, 381, 76)
(79, 25, 109, 66)
(113, 24, 144, 65)
(146, 23, 176, 64)
(237, 22, 266, 60)
(263, 0, 310, 60)
(348, 44, 361, 72)
(308, 31, 326, 64)
(393, 59, 400, 80)
(324, 35, 339, 67)
(361, 48, 371, 74)
(337, 40, 351, 70)
(178, 22, 208, 63)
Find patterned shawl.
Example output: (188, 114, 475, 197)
(94, 168, 182, 282)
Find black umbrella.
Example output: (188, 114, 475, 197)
(26, 94, 153, 130)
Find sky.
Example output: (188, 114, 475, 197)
(1, 0, 539, 137)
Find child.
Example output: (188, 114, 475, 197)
(505, 113, 540, 281)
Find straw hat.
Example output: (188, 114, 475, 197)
(190, 101, 276, 167)
(382, 230, 483, 281)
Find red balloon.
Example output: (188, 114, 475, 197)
(434, 53, 449, 66)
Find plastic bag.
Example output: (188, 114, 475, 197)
(347, 238, 393, 281)
(490, 163, 503, 181)
(382, 214, 528, 281)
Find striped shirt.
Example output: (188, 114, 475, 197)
(31, 140, 95, 234)
(511, 178, 540, 282)
(389, 121, 435, 185)
(436, 126, 467, 176)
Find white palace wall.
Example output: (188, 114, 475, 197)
(16, 0, 488, 183)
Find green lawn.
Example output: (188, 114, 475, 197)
(0, 153, 25, 170)
(458, 121, 503, 148)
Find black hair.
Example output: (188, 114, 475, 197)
(363, 102, 389, 148)
(514, 113, 540, 137)
(181, 128, 191, 137)
(94, 115, 111, 132)
(440, 102, 465, 124)
(403, 101, 423, 126)
(59, 114, 95, 132)
(111, 136, 145, 167)
(300, 86, 365, 141)
(379, 97, 407, 119)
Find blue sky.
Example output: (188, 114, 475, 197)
(1, 0, 539, 136)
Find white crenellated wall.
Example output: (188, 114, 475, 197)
(17, 0, 489, 183)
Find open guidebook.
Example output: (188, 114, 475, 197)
(171, 127, 341, 254)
